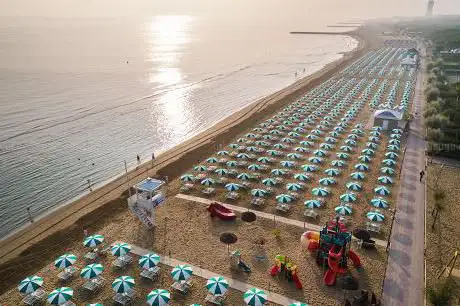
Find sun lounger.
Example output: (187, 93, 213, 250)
(171, 280, 192, 295)
(218, 158, 228, 164)
(237, 146, 247, 152)
(58, 266, 77, 282)
(205, 293, 226, 305)
(251, 198, 265, 207)
(216, 178, 229, 185)
(265, 187, 275, 195)
(366, 222, 381, 233)
(241, 182, 252, 189)
(112, 255, 133, 270)
(289, 192, 299, 200)
(140, 266, 160, 281)
(82, 276, 105, 294)
(22, 288, 46, 306)
(196, 173, 207, 179)
(202, 187, 216, 196)
(249, 174, 261, 180)
(226, 192, 240, 201)
(113, 290, 135, 306)
(84, 251, 99, 263)
(276, 203, 290, 212)
(274, 177, 284, 183)
(357, 239, 376, 249)
(237, 161, 248, 167)
(207, 166, 217, 172)
(304, 209, 319, 219)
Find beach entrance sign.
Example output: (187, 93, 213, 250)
(127, 178, 166, 229)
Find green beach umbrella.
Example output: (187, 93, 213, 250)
(331, 160, 346, 167)
(287, 153, 302, 160)
(366, 142, 378, 149)
(336, 152, 350, 159)
(147, 289, 170, 306)
(139, 253, 161, 269)
(375, 186, 391, 196)
(225, 183, 241, 191)
(54, 253, 77, 269)
(294, 147, 308, 153)
(347, 134, 359, 140)
(244, 288, 268, 306)
(257, 157, 271, 164)
(245, 133, 257, 138)
(378, 176, 393, 184)
(340, 192, 357, 202)
(171, 265, 193, 281)
(306, 134, 319, 140)
(381, 167, 396, 175)
(355, 123, 364, 128)
(308, 157, 323, 164)
(248, 164, 261, 171)
(368, 136, 379, 142)
(80, 263, 104, 279)
(361, 148, 375, 156)
(206, 276, 229, 296)
(287, 183, 303, 191)
(270, 129, 282, 135)
(304, 199, 322, 208)
(206, 157, 218, 163)
(345, 139, 357, 146)
(350, 172, 365, 180)
(47, 287, 73, 305)
(319, 177, 336, 186)
(340, 145, 353, 152)
(312, 187, 329, 197)
(86, 304, 103, 306)
(111, 243, 131, 257)
(351, 128, 363, 134)
(382, 159, 397, 166)
(288, 132, 301, 138)
(335, 205, 352, 215)
(324, 168, 340, 176)
(271, 168, 286, 176)
(237, 153, 250, 159)
(299, 141, 314, 147)
(262, 178, 276, 186)
(390, 133, 401, 139)
(251, 189, 267, 197)
(358, 155, 372, 163)
(389, 139, 400, 145)
(354, 163, 369, 171)
(180, 174, 195, 183)
(194, 165, 207, 172)
(214, 168, 228, 176)
(314, 149, 327, 157)
(280, 160, 295, 168)
(301, 164, 317, 172)
(325, 136, 337, 143)
(387, 144, 400, 151)
(329, 131, 340, 137)
(190, 304, 202, 306)
(201, 178, 215, 186)
(226, 160, 238, 168)
(367, 211, 385, 222)
(217, 150, 229, 156)
(237, 173, 251, 181)
(294, 173, 310, 181)
(18, 275, 43, 294)
(255, 141, 270, 147)
(83, 234, 105, 248)
(289, 302, 309, 306)
(273, 143, 286, 149)
(229, 143, 239, 149)
(320, 143, 334, 150)
(385, 152, 399, 159)
(370, 198, 388, 209)
(276, 194, 293, 203)
(262, 135, 274, 140)
(246, 146, 258, 153)
(267, 150, 280, 156)
(392, 128, 403, 134)
(346, 181, 362, 191)
(281, 137, 295, 143)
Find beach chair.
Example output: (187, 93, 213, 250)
(202, 187, 216, 196)
(112, 254, 133, 270)
(58, 266, 77, 282)
(366, 222, 381, 234)
(357, 239, 376, 250)
(84, 250, 99, 263)
(276, 203, 290, 213)
(289, 192, 300, 200)
(205, 293, 226, 305)
(226, 192, 240, 201)
(22, 288, 46, 306)
(82, 276, 105, 295)
(304, 209, 319, 219)
(171, 280, 192, 295)
(140, 266, 161, 282)
(218, 158, 228, 164)
(241, 182, 252, 189)
(251, 198, 265, 207)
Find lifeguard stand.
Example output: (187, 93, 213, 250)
(127, 177, 166, 229)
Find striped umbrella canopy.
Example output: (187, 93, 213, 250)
(288, 132, 301, 138)
(368, 136, 379, 142)
(294, 147, 308, 153)
(293, 127, 306, 133)
(147, 289, 170, 306)
(306, 134, 319, 140)
(329, 131, 340, 137)
(308, 157, 323, 164)
(280, 160, 295, 168)
(312, 187, 329, 197)
(336, 152, 350, 159)
(248, 164, 262, 171)
(245, 133, 257, 138)
(351, 128, 363, 134)
(345, 139, 357, 146)
(262, 135, 274, 140)
(251, 189, 267, 197)
(355, 123, 364, 128)
(255, 141, 270, 147)
(276, 194, 293, 203)
(244, 288, 268, 306)
(206, 276, 229, 295)
(18, 275, 43, 294)
(311, 129, 323, 135)
(217, 150, 229, 156)
(299, 141, 314, 147)
(270, 129, 282, 135)
(301, 164, 317, 172)
(385, 152, 399, 159)
(267, 150, 281, 156)
(189, 304, 202, 306)
(281, 137, 295, 144)
(253, 127, 265, 132)
(214, 168, 229, 176)
(340, 192, 357, 202)
(287, 153, 302, 160)
(335, 205, 352, 215)
(139, 253, 161, 269)
(47, 287, 73, 305)
(54, 253, 77, 269)
(319, 177, 336, 186)
(320, 143, 334, 150)
(171, 265, 193, 281)
(304, 199, 322, 208)
(257, 157, 271, 164)
(287, 183, 303, 191)
(382, 159, 397, 166)
(392, 128, 403, 134)
(237, 173, 251, 181)
(180, 174, 195, 183)
(334, 127, 345, 132)
(278, 125, 289, 131)
(271, 168, 286, 176)
(289, 302, 309, 306)
(340, 145, 353, 152)
(194, 165, 207, 172)
(294, 173, 310, 181)
(375, 186, 391, 196)
(80, 263, 104, 279)
(387, 144, 400, 151)
(246, 146, 259, 153)
(389, 139, 400, 145)
(111, 243, 131, 257)
(378, 176, 393, 184)
(350, 172, 365, 180)
(366, 142, 378, 149)
(237, 153, 251, 159)
(229, 143, 240, 149)
(225, 183, 241, 191)
(262, 178, 277, 186)
(206, 157, 218, 163)
(201, 178, 215, 186)
(314, 149, 327, 157)
(381, 167, 396, 175)
(347, 134, 359, 140)
(370, 131, 381, 137)
(346, 181, 362, 191)
(83, 234, 105, 248)
(361, 148, 375, 156)
(87, 304, 103, 306)
(367, 211, 385, 222)
(354, 163, 369, 171)
(324, 168, 340, 176)
(390, 133, 401, 139)
(358, 155, 372, 163)
(370, 198, 388, 209)
(226, 160, 238, 168)
(330, 160, 346, 167)
(325, 136, 337, 143)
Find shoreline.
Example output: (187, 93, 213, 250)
(0, 30, 370, 265)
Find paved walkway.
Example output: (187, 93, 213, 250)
(382, 49, 426, 305)
(122, 241, 305, 306)
(176, 194, 387, 247)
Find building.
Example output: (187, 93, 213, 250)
(373, 109, 403, 131)
(426, 0, 434, 16)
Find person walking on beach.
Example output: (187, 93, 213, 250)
(419, 170, 425, 182)
(137, 154, 140, 164)
(26, 207, 33, 223)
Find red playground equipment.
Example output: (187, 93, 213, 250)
(301, 217, 362, 286)
(207, 202, 236, 220)
(270, 255, 303, 289)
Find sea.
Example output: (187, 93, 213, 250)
(0, 0, 448, 237)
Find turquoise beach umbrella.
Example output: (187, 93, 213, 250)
(225, 183, 241, 191)
(194, 165, 207, 172)
(312, 187, 329, 197)
(201, 178, 215, 186)
(385, 152, 399, 159)
(358, 155, 371, 163)
(350, 172, 365, 180)
(325, 136, 337, 143)
(346, 181, 362, 191)
(281, 137, 295, 143)
(139, 253, 161, 269)
(387, 144, 400, 151)
(246, 146, 258, 153)
(382, 159, 397, 166)
(370, 131, 381, 137)
(375, 186, 390, 196)
(171, 265, 193, 281)
(228, 143, 239, 149)
(217, 150, 229, 156)
(345, 139, 357, 146)
(289, 302, 309, 306)
(47, 287, 73, 305)
(111, 243, 131, 257)
(320, 143, 334, 150)
(368, 136, 379, 142)
(206, 157, 218, 163)
(347, 134, 359, 140)
(287, 153, 302, 160)
(336, 152, 350, 159)
(301, 164, 317, 172)
(206, 276, 229, 296)
(389, 139, 400, 145)
(267, 150, 280, 156)
(257, 157, 271, 164)
(276, 194, 293, 203)
(370, 198, 388, 209)
(248, 164, 261, 171)
(255, 141, 270, 147)
(270, 129, 282, 135)
(83, 234, 104, 248)
(335, 205, 352, 215)
(329, 131, 340, 137)
(300, 140, 314, 147)
(304, 199, 322, 208)
(340, 192, 357, 202)
(331, 160, 346, 167)
(271, 168, 286, 176)
(366, 142, 378, 149)
(324, 168, 340, 176)
(147, 289, 170, 306)
(381, 167, 396, 175)
(319, 177, 336, 186)
(251, 189, 267, 197)
(308, 157, 323, 164)
(80, 263, 104, 279)
(306, 134, 319, 140)
(294, 173, 310, 181)
(367, 211, 385, 222)
(214, 168, 228, 176)
(237, 173, 251, 181)
(354, 163, 369, 171)
(244, 288, 268, 306)
(392, 128, 402, 134)
(226, 160, 237, 168)
(262, 178, 276, 186)
(340, 145, 353, 152)
(54, 253, 77, 269)
(18, 276, 43, 294)
(262, 135, 274, 140)
(280, 160, 295, 168)
(314, 149, 327, 157)
(390, 133, 401, 139)
(112, 276, 135, 293)
(288, 132, 301, 138)
(287, 183, 303, 191)
(237, 153, 250, 159)
(361, 148, 375, 156)
(293, 127, 306, 133)
(180, 174, 195, 183)
(378, 176, 393, 184)
(294, 147, 308, 153)
(245, 133, 257, 138)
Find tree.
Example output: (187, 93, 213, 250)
(426, 114, 450, 129)
(431, 187, 446, 230)
(426, 87, 441, 101)
(427, 278, 454, 306)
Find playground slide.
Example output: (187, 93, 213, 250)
(323, 268, 337, 286)
(207, 203, 236, 221)
(347, 249, 362, 269)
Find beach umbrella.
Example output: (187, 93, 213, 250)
(262, 178, 276, 186)
(311, 129, 323, 135)
(245, 133, 257, 138)
(301, 164, 317, 172)
(370, 198, 388, 209)
(226, 160, 237, 168)
(241, 211, 257, 223)
(372, 126, 382, 131)
(276, 194, 293, 203)
(287, 153, 302, 160)
(368, 136, 379, 142)
(257, 157, 271, 164)
(389, 139, 400, 145)
(47, 287, 73, 305)
(194, 165, 207, 172)
(370, 131, 381, 137)
(214, 168, 228, 176)
(340, 145, 353, 152)
(312, 187, 329, 197)
(293, 127, 306, 133)
(329, 131, 340, 137)
(237, 173, 251, 181)
(358, 155, 372, 163)
(288, 132, 301, 138)
(289, 303, 308, 306)
(271, 168, 286, 176)
(294, 147, 308, 153)
(206, 276, 229, 296)
(392, 128, 402, 134)
(278, 125, 288, 131)
(180, 174, 195, 183)
(304, 199, 322, 209)
(139, 253, 161, 269)
(385, 152, 399, 159)
(206, 157, 218, 163)
(319, 177, 336, 186)
(361, 148, 375, 156)
(267, 150, 280, 156)
(367, 212, 385, 222)
(248, 164, 261, 171)
(281, 137, 295, 144)
(220, 233, 238, 253)
(280, 160, 295, 168)
(287, 183, 303, 191)
(87, 303, 103, 306)
(381, 167, 396, 175)
(237, 153, 250, 159)
(382, 159, 397, 166)
(299, 141, 314, 147)
(111, 243, 131, 257)
(83, 234, 105, 248)
(366, 142, 378, 149)
(345, 139, 357, 146)
(225, 183, 241, 191)
(355, 123, 364, 128)
(217, 150, 229, 156)
(387, 145, 400, 151)
(306, 134, 319, 140)
(330, 160, 345, 167)
(171, 265, 193, 281)
(347, 134, 359, 140)
(390, 133, 401, 139)
(308, 157, 323, 164)
(334, 126, 344, 132)
(350, 172, 365, 180)
(325, 137, 337, 143)
(255, 141, 270, 147)
(246, 146, 259, 153)
(253, 127, 264, 132)
(340, 192, 357, 202)
(270, 129, 282, 135)
(320, 143, 334, 150)
(18, 275, 44, 294)
(351, 128, 363, 134)
(335, 205, 352, 216)
(378, 176, 393, 184)
(324, 168, 340, 176)
(244, 288, 268, 306)
(54, 253, 77, 269)
(336, 152, 350, 159)
(354, 163, 369, 171)
(346, 181, 362, 191)
(112, 276, 135, 293)
(147, 289, 170, 306)
(201, 178, 215, 186)
(375, 186, 391, 196)
(314, 149, 327, 157)
(80, 263, 104, 279)
(251, 189, 267, 197)
(294, 173, 310, 181)
(229, 143, 239, 149)
(262, 135, 274, 140)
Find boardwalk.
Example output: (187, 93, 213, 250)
(382, 47, 426, 305)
